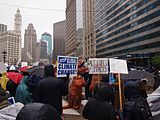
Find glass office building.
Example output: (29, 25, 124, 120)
(95, 0, 160, 62)
(41, 32, 52, 55)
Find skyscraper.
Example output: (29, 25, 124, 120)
(76, 0, 83, 58)
(0, 30, 21, 65)
(65, 0, 83, 57)
(40, 40, 48, 59)
(41, 32, 52, 55)
(0, 9, 22, 65)
(95, 0, 160, 66)
(14, 9, 22, 35)
(0, 23, 7, 33)
(65, 0, 76, 56)
(24, 23, 37, 63)
(53, 20, 66, 62)
(83, 0, 96, 59)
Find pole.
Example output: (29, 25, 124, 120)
(118, 73, 123, 112)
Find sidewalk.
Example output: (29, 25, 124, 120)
(62, 99, 88, 120)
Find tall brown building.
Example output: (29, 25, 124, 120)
(53, 20, 66, 62)
(65, 0, 77, 56)
(83, 0, 96, 59)
(23, 23, 37, 63)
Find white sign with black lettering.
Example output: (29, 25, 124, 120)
(88, 58, 109, 74)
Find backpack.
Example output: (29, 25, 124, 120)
(124, 97, 153, 120)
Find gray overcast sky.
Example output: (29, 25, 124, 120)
(0, 0, 66, 45)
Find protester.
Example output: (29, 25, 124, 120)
(0, 86, 10, 109)
(28, 75, 43, 97)
(63, 71, 85, 109)
(0, 72, 9, 90)
(101, 74, 115, 106)
(82, 82, 117, 120)
(78, 60, 91, 100)
(6, 65, 21, 97)
(83, 73, 92, 100)
(15, 76, 32, 105)
(34, 64, 68, 116)
(89, 74, 99, 93)
(124, 80, 153, 120)
(16, 103, 61, 120)
(0, 102, 24, 120)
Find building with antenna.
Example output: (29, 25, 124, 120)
(0, 9, 22, 65)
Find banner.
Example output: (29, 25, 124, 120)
(57, 56, 78, 77)
(88, 58, 109, 74)
(109, 58, 128, 74)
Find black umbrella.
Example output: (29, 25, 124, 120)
(16, 103, 61, 120)
(32, 61, 44, 67)
(121, 70, 154, 81)
(27, 66, 44, 78)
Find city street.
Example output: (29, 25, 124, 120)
(63, 99, 87, 120)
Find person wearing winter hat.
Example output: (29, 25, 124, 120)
(9, 65, 16, 71)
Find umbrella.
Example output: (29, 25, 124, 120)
(19, 66, 28, 72)
(121, 70, 154, 80)
(27, 66, 44, 78)
(32, 62, 44, 67)
(7, 72, 24, 84)
(16, 103, 61, 120)
(147, 86, 160, 120)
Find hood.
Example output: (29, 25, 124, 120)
(21, 76, 30, 85)
(93, 82, 113, 102)
(2, 72, 7, 77)
(0, 72, 9, 90)
(44, 64, 54, 77)
(16, 103, 61, 120)
(124, 80, 141, 99)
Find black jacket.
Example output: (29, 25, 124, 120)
(83, 83, 117, 120)
(33, 65, 68, 115)
(83, 98, 117, 120)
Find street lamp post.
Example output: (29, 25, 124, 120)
(2, 50, 7, 63)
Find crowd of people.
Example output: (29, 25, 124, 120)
(0, 59, 158, 120)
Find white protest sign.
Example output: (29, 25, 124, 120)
(57, 56, 78, 77)
(89, 58, 109, 74)
(109, 58, 128, 74)
(0, 61, 7, 73)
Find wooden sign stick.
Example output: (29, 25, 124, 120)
(118, 73, 123, 112)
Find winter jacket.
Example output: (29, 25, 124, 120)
(83, 98, 117, 120)
(83, 82, 117, 120)
(34, 64, 68, 115)
(0, 72, 9, 90)
(15, 76, 32, 104)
